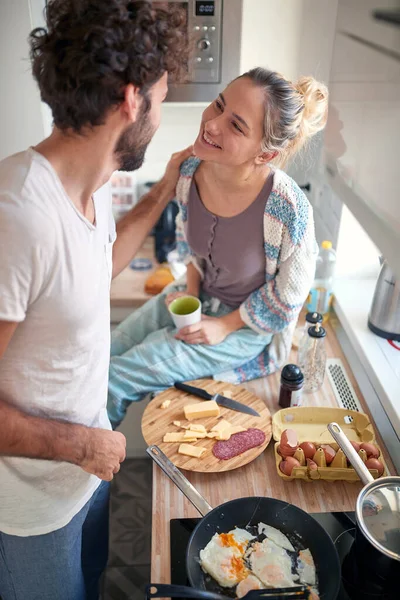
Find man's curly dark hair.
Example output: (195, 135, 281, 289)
(29, 0, 187, 132)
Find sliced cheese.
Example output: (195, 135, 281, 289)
(178, 443, 207, 458)
(183, 429, 206, 440)
(229, 425, 247, 435)
(160, 399, 171, 409)
(210, 419, 232, 433)
(216, 430, 231, 441)
(172, 420, 181, 427)
(222, 389, 233, 398)
(188, 423, 207, 433)
(184, 400, 220, 421)
(163, 432, 186, 443)
(207, 432, 219, 438)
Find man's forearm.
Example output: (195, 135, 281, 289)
(0, 397, 89, 466)
(112, 178, 173, 279)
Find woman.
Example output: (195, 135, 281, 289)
(108, 67, 328, 428)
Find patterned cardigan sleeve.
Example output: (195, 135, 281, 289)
(239, 187, 317, 336)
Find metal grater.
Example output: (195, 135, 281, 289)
(326, 358, 363, 419)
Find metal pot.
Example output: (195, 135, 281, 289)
(328, 422, 400, 587)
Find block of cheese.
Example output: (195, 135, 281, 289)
(210, 419, 232, 433)
(160, 399, 171, 409)
(184, 400, 220, 421)
(172, 420, 181, 427)
(188, 423, 207, 433)
(178, 443, 207, 458)
(183, 429, 206, 440)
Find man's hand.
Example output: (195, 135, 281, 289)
(80, 429, 126, 481)
(159, 145, 194, 198)
(175, 315, 231, 346)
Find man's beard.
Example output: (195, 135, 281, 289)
(115, 101, 155, 172)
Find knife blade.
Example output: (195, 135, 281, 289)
(174, 382, 260, 417)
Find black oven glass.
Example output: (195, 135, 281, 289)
(195, 1, 215, 17)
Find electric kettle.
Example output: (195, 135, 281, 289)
(368, 257, 400, 341)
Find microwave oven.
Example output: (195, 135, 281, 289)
(152, 0, 243, 102)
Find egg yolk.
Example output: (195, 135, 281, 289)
(219, 533, 246, 553)
(229, 556, 249, 581)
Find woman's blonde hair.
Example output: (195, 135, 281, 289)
(239, 68, 329, 168)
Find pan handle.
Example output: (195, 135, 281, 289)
(327, 422, 374, 485)
(146, 584, 229, 600)
(146, 445, 213, 516)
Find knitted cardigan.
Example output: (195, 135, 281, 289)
(174, 157, 317, 384)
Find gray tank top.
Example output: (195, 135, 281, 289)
(185, 172, 274, 308)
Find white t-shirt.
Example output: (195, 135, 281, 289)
(0, 148, 115, 536)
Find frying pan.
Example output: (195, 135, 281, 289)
(147, 445, 341, 600)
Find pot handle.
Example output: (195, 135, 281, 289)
(146, 445, 213, 516)
(327, 423, 374, 485)
(146, 584, 228, 600)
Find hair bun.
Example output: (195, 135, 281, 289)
(296, 76, 329, 138)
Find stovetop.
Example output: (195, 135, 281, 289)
(170, 512, 395, 600)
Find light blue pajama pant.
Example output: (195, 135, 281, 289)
(107, 285, 271, 428)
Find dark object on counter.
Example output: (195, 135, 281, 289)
(328, 423, 400, 589)
(146, 583, 309, 600)
(143, 180, 179, 263)
(129, 258, 153, 271)
(147, 445, 341, 600)
(278, 364, 304, 408)
(305, 311, 323, 325)
(174, 381, 260, 416)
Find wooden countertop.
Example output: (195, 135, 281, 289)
(110, 237, 159, 308)
(150, 314, 396, 582)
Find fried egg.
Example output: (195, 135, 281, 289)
(257, 522, 295, 552)
(249, 538, 298, 588)
(297, 548, 316, 586)
(236, 574, 263, 598)
(199, 528, 255, 588)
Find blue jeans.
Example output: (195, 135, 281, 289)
(0, 480, 110, 600)
(108, 287, 271, 428)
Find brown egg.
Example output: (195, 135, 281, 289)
(350, 441, 361, 453)
(279, 456, 301, 476)
(321, 444, 336, 464)
(279, 429, 299, 457)
(360, 443, 380, 459)
(299, 442, 317, 459)
(365, 458, 384, 477)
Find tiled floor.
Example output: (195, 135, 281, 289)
(101, 458, 152, 600)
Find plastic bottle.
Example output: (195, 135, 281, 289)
(306, 241, 336, 319)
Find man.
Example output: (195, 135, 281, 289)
(0, 1, 191, 598)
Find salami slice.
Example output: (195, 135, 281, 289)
(212, 428, 266, 460)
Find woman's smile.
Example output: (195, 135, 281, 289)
(201, 128, 222, 149)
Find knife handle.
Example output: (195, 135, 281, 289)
(174, 382, 212, 400)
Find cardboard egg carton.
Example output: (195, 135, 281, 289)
(272, 407, 387, 482)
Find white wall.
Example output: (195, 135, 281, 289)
(0, 0, 46, 160)
(240, 0, 304, 80)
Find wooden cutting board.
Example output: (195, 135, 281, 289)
(141, 379, 272, 473)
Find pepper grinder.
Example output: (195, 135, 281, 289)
(298, 322, 327, 393)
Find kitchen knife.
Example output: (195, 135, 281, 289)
(174, 382, 260, 417)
